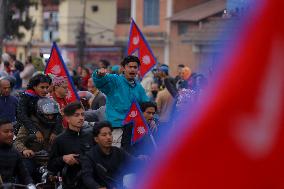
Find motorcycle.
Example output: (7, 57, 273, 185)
(23, 136, 62, 189)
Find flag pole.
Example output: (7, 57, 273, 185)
(149, 132, 158, 150)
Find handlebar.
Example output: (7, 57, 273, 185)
(0, 183, 36, 189)
(34, 150, 49, 158)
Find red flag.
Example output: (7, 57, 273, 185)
(127, 18, 157, 78)
(123, 101, 149, 145)
(139, 1, 284, 189)
(45, 42, 79, 103)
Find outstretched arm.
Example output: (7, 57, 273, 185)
(92, 68, 118, 96)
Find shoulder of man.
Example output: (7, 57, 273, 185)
(53, 131, 67, 143)
(9, 95, 18, 102)
(112, 146, 128, 155)
(10, 146, 22, 157)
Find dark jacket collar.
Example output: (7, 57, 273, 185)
(95, 144, 113, 157)
(66, 128, 82, 136)
(0, 143, 12, 150)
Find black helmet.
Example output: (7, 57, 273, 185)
(37, 98, 59, 115)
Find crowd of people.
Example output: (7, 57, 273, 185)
(0, 52, 208, 188)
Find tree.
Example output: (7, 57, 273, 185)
(5, 0, 35, 39)
(0, 0, 35, 57)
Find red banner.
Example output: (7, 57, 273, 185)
(123, 101, 149, 145)
(45, 42, 79, 103)
(127, 19, 157, 78)
(139, 1, 284, 189)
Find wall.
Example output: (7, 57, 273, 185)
(169, 22, 197, 76)
(173, 0, 210, 13)
(59, 0, 116, 45)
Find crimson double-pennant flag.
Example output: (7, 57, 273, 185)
(45, 42, 79, 103)
(123, 100, 149, 145)
(127, 18, 157, 78)
(139, 1, 284, 189)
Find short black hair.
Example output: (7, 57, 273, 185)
(121, 55, 140, 67)
(140, 101, 157, 112)
(82, 67, 90, 75)
(99, 59, 110, 69)
(93, 121, 113, 137)
(27, 74, 52, 90)
(0, 118, 12, 127)
(178, 64, 185, 68)
(10, 54, 16, 61)
(15, 60, 24, 72)
(63, 101, 84, 116)
(4, 61, 10, 68)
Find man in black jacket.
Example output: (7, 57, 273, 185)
(0, 118, 35, 187)
(47, 101, 94, 189)
(81, 121, 145, 189)
(16, 74, 61, 141)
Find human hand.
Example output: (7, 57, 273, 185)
(149, 120, 158, 133)
(23, 149, 35, 158)
(63, 154, 79, 165)
(35, 131, 44, 143)
(49, 133, 56, 144)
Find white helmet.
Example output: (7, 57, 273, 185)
(37, 98, 59, 115)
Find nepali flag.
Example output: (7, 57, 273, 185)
(139, 1, 284, 189)
(123, 100, 150, 145)
(127, 18, 157, 79)
(45, 42, 79, 103)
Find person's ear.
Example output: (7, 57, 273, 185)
(121, 66, 125, 71)
(33, 86, 37, 91)
(65, 116, 70, 124)
(94, 136, 98, 143)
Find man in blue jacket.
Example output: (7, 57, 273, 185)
(92, 55, 149, 147)
(0, 77, 18, 123)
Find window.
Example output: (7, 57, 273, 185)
(117, 0, 131, 24)
(143, 0, 159, 26)
(42, 11, 59, 42)
(92, 5, 98, 12)
(178, 22, 189, 35)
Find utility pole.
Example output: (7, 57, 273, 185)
(0, 0, 7, 57)
(77, 0, 87, 67)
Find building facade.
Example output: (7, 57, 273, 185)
(115, 0, 248, 76)
(3, 0, 248, 74)
(4, 0, 123, 67)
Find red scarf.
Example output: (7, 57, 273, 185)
(25, 89, 39, 97)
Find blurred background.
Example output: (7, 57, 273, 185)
(0, 0, 252, 75)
